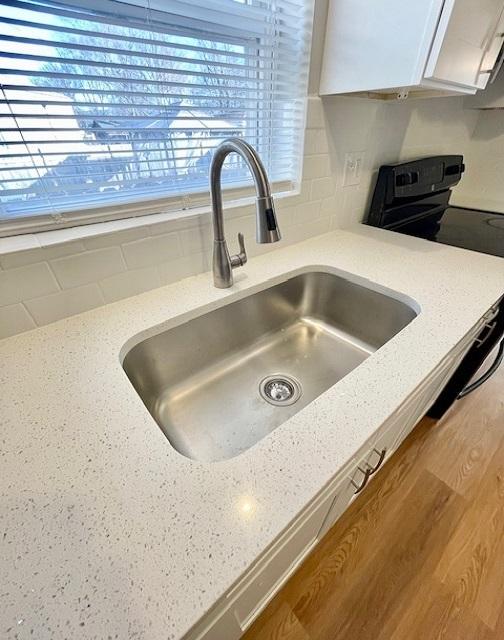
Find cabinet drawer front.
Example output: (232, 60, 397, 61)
(187, 487, 343, 639)
(319, 323, 482, 540)
(318, 448, 371, 538)
(185, 607, 242, 640)
(231, 490, 335, 630)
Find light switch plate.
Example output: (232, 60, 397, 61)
(343, 152, 365, 187)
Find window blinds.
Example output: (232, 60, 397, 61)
(0, 0, 313, 232)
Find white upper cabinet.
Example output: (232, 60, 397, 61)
(425, 0, 504, 89)
(320, 0, 504, 98)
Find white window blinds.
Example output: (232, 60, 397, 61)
(0, 0, 313, 233)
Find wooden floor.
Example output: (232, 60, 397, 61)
(244, 353, 504, 640)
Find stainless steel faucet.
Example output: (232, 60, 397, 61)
(210, 138, 281, 288)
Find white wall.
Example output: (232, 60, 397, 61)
(0, 0, 489, 339)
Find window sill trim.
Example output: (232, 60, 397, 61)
(0, 188, 299, 258)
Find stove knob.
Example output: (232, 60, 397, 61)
(396, 171, 419, 187)
(396, 172, 413, 187)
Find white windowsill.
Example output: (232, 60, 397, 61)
(0, 188, 298, 257)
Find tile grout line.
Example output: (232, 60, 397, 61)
(20, 301, 38, 328)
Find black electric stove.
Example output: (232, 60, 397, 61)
(396, 206, 504, 258)
(366, 154, 504, 256)
(366, 155, 504, 419)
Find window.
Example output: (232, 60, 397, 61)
(0, 0, 313, 235)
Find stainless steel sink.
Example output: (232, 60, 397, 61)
(122, 271, 417, 463)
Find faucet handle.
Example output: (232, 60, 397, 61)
(230, 232, 248, 268)
(237, 232, 247, 264)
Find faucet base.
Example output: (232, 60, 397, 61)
(213, 240, 233, 288)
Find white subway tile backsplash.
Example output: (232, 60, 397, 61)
(281, 216, 332, 248)
(306, 96, 325, 130)
(0, 249, 46, 271)
(0, 241, 86, 270)
(273, 205, 296, 231)
(305, 216, 332, 238)
(304, 129, 320, 155)
(292, 200, 322, 226)
(310, 177, 334, 201)
(316, 129, 330, 154)
(122, 232, 180, 269)
(223, 204, 256, 221)
(248, 239, 280, 258)
(279, 181, 310, 209)
(320, 195, 341, 218)
(99, 266, 160, 303)
(179, 224, 212, 256)
(0, 234, 39, 256)
(51, 247, 126, 289)
(0, 263, 59, 306)
(148, 213, 201, 236)
(25, 284, 104, 325)
(343, 185, 371, 217)
(330, 214, 341, 231)
(304, 129, 329, 156)
(303, 155, 331, 180)
(225, 214, 256, 244)
(37, 225, 98, 247)
(157, 252, 211, 286)
(82, 227, 146, 250)
(0, 304, 36, 339)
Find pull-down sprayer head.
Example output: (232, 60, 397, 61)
(256, 195, 281, 244)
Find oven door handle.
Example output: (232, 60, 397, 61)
(457, 338, 504, 399)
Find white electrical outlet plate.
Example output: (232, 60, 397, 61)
(343, 152, 365, 187)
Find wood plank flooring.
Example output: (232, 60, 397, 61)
(244, 353, 504, 640)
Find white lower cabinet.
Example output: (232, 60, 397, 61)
(185, 469, 349, 640)
(318, 407, 411, 539)
(230, 492, 335, 630)
(186, 607, 242, 640)
(185, 317, 487, 640)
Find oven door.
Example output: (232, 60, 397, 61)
(428, 302, 504, 419)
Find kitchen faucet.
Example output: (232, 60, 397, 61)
(209, 138, 281, 288)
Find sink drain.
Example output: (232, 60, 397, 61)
(259, 374, 302, 407)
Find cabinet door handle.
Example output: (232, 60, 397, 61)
(351, 448, 387, 494)
(479, 4, 504, 77)
(489, 42, 504, 82)
(457, 337, 504, 399)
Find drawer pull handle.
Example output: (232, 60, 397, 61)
(351, 448, 387, 494)
(351, 467, 372, 494)
(368, 447, 387, 474)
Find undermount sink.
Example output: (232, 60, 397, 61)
(122, 270, 418, 463)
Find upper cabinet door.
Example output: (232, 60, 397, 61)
(424, 0, 504, 89)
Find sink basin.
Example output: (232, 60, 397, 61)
(122, 270, 417, 462)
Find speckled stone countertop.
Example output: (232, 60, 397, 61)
(2, 225, 504, 640)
